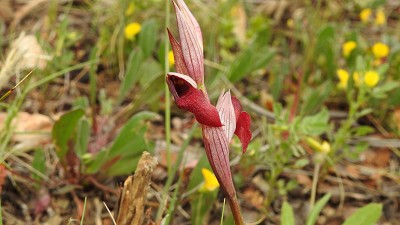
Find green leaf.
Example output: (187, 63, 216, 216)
(72, 96, 89, 109)
(306, 193, 331, 225)
(301, 81, 333, 115)
(119, 49, 143, 102)
(188, 155, 212, 191)
(52, 109, 85, 160)
(84, 150, 108, 174)
(109, 111, 157, 154)
(342, 203, 382, 225)
(353, 125, 374, 136)
(251, 49, 275, 71)
(300, 108, 330, 135)
(227, 42, 274, 83)
(32, 149, 46, 187)
(75, 118, 90, 157)
(188, 156, 218, 225)
(138, 20, 158, 58)
(136, 75, 165, 110)
(85, 111, 157, 176)
(357, 108, 373, 117)
(281, 201, 295, 225)
(138, 58, 162, 87)
(192, 191, 218, 225)
(372, 82, 399, 99)
(315, 25, 335, 76)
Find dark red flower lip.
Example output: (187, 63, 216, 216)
(166, 72, 197, 100)
(166, 73, 222, 127)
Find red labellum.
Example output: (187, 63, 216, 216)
(231, 96, 252, 153)
(166, 73, 222, 127)
(234, 112, 252, 153)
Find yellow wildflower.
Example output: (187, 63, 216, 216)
(375, 9, 386, 25)
(353, 71, 361, 86)
(200, 168, 220, 192)
(125, 2, 135, 16)
(360, 8, 372, 23)
(286, 19, 294, 28)
(372, 42, 389, 59)
(168, 51, 175, 66)
(337, 69, 349, 89)
(364, 70, 379, 87)
(306, 138, 331, 154)
(124, 22, 141, 40)
(342, 41, 357, 57)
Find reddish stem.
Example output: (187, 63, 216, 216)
(227, 195, 245, 225)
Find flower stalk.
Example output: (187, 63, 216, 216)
(166, 0, 252, 224)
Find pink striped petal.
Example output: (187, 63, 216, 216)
(172, 0, 204, 85)
(173, 0, 203, 48)
(166, 73, 222, 127)
(202, 125, 236, 198)
(216, 91, 236, 142)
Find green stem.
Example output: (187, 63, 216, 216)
(156, 0, 171, 221)
(195, 192, 204, 225)
(309, 162, 321, 209)
(164, 0, 171, 178)
(155, 123, 197, 221)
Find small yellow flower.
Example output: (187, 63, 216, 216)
(168, 51, 175, 66)
(306, 138, 331, 154)
(286, 19, 294, 28)
(372, 42, 389, 59)
(124, 22, 141, 40)
(342, 41, 357, 57)
(360, 8, 372, 23)
(320, 141, 331, 154)
(337, 69, 349, 89)
(375, 9, 386, 25)
(364, 70, 379, 87)
(125, 2, 135, 16)
(200, 168, 219, 192)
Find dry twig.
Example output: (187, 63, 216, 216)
(115, 151, 158, 225)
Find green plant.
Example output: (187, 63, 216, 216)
(52, 109, 157, 178)
(281, 197, 382, 225)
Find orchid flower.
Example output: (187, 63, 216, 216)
(166, 0, 251, 224)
